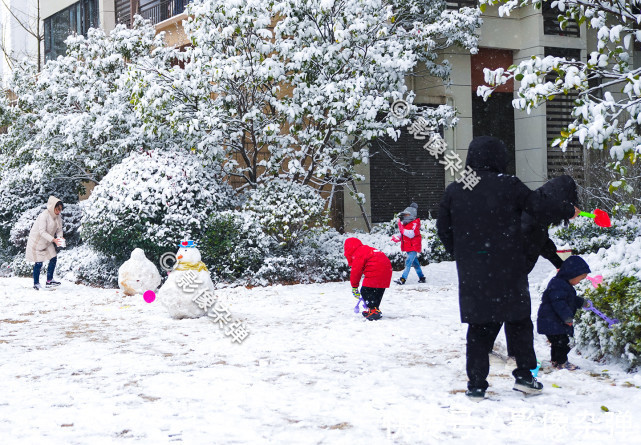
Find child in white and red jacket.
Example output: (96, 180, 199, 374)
(395, 202, 426, 285)
(344, 237, 392, 320)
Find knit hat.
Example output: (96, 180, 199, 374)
(400, 202, 418, 224)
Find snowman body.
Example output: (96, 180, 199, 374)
(118, 248, 161, 296)
(158, 246, 215, 319)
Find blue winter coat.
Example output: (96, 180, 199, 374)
(536, 256, 591, 336)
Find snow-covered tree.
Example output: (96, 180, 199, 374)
(128, 0, 481, 191)
(0, 17, 172, 187)
(478, 0, 641, 204)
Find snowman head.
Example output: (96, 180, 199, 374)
(176, 241, 201, 263)
(131, 248, 146, 262)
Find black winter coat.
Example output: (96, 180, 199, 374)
(522, 175, 578, 274)
(437, 137, 575, 324)
(537, 256, 591, 336)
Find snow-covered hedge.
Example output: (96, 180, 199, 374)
(576, 275, 641, 372)
(55, 245, 119, 288)
(199, 210, 272, 283)
(550, 215, 641, 254)
(10, 204, 83, 250)
(2, 244, 118, 287)
(243, 180, 328, 248)
(565, 236, 641, 371)
(199, 211, 450, 286)
(199, 209, 348, 285)
(80, 149, 236, 263)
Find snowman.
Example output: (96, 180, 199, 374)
(158, 240, 216, 319)
(118, 248, 162, 296)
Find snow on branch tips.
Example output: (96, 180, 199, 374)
(478, 0, 641, 195)
(127, 0, 481, 191)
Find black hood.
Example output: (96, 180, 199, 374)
(465, 136, 508, 173)
(556, 255, 591, 281)
(535, 175, 578, 226)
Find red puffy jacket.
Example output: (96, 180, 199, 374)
(344, 237, 392, 288)
(399, 218, 422, 252)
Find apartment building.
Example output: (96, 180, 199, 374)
(10, 1, 595, 231)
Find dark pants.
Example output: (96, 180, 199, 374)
(33, 256, 57, 285)
(466, 318, 537, 391)
(546, 334, 571, 364)
(360, 287, 385, 309)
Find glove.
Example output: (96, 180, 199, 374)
(352, 287, 361, 299)
(583, 299, 592, 309)
(565, 318, 574, 327)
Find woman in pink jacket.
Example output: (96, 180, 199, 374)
(395, 202, 426, 285)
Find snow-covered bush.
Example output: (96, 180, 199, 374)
(80, 149, 236, 263)
(199, 210, 272, 283)
(55, 245, 119, 288)
(4, 253, 34, 278)
(575, 275, 641, 371)
(1, 242, 118, 287)
(200, 209, 348, 285)
(10, 204, 83, 250)
(243, 180, 328, 248)
(550, 216, 641, 254)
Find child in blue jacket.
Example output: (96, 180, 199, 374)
(536, 255, 590, 370)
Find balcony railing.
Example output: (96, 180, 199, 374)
(116, 0, 193, 28)
(446, 1, 478, 9)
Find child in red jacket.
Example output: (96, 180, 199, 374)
(344, 237, 393, 320)
(395, 202, 426, 285)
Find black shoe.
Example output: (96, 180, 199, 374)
(395, 277, 406, 285)
(465, 388, 485, 402)
(513, 376, 544, 395)
(418, 276, 426, 283)
(46, 280, 61, 288)
(362, 308, 382, 320)
(33, 283, 42, 291)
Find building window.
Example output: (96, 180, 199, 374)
(369, 116, 445, 223)
(545, 47, 584, 181)
(44, 0, 99, 61)
(542, 2, 579, 37)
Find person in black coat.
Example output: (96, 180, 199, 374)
(437, 136, 578, 399)
(505, 174, 579, 357)
(537, 255, 590, 370)
(522, 175, 579, 274)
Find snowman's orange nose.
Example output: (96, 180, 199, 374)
(176, 255, 183, 259)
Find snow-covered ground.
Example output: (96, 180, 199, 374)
(1, 259, 640, 444)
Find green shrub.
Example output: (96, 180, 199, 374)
(199, 210, 269, 282)
(575, 275, 641, 371)
(551, 216, 641, 254)
(243, 179, 328, 248)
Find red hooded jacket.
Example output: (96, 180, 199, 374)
(399, 218, 422, 252)
(344, 237, 393, 288)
